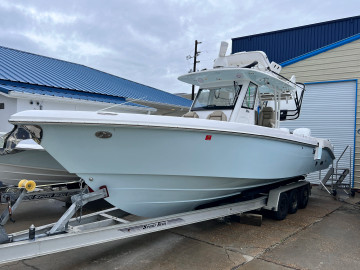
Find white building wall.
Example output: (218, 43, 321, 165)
(0, 94, 17, 131)
(16, 98, 104, 112)
(0, 94, 150, 133)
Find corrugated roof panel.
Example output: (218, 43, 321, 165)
(232, 16, 360, 63)
(0, 46, 192, 108)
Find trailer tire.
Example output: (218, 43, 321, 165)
(288, 190, 298, 214)
(274, 193, 288, 220)
(298, 185, 310, 209)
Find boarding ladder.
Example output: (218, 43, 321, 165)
(320, 145, 355, 197)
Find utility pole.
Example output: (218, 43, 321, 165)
(191, 40, 201, 100)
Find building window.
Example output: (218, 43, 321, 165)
(0, 103, 4, 109)
(242, 82, 257, 110)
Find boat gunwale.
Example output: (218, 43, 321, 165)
(9, 119, 334, 157)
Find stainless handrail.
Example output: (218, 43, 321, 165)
(336, 145, 349, 169)
(333, 145, 352, 191)
(319, 145, 353, 195)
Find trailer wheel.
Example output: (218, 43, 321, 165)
(274, 193, 288, 220)
(288, 190, 298, 214)
(298, 185, 310, 209)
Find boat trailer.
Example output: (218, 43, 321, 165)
(0, 180, 310, 264)
(0, 181, 85, 226)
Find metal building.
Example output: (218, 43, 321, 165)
(0, 46, 192, 131)
(232, 16, 360, 188)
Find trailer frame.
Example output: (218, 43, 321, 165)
(0, 180, 310, 265)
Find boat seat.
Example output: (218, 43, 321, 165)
(183, 111, 199, 118)
(293, 128, 311, 137)
(206, 111, 227, 121)
(258, 107, 275, 128)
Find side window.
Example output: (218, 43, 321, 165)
(193, 89, 210, 108)
(242, 82, 257, 109)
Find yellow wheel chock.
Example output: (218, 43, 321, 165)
(18, 179, 37, 192)
(18, 179, 28, 188)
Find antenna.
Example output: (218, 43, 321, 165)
(218, 41, 228, 57)
(213, 41, 229, 68)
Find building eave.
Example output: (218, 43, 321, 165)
(2, 91, 157, 112)
(281, 33, 360, 67)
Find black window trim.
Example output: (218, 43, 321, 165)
(241, 82, 258, 110)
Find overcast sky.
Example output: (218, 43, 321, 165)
(0, 0, 359, 94)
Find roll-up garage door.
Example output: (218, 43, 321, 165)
(281, 80, 356, 184)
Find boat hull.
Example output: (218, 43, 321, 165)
(77, 173, 298, 216)
(36, 123, 332, 217)
(0, 150, 80, 186)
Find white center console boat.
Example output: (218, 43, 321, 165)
(0, 42, 334, 217)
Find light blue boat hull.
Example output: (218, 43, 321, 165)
(37, 124, 332, 217)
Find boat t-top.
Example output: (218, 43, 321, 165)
(0, 42, 334, 217)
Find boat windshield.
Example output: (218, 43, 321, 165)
(192, 84, 242, 111)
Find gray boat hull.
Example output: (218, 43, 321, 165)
(0, 150, 79, 186)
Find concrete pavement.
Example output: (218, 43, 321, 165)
(0, 188, 359, 270)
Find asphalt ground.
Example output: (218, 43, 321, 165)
(0, 187, 359, 270)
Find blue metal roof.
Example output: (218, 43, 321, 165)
(232, 16, 360, 64)
(0, 82, 148, 108)
(0, 46, 192, 108)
